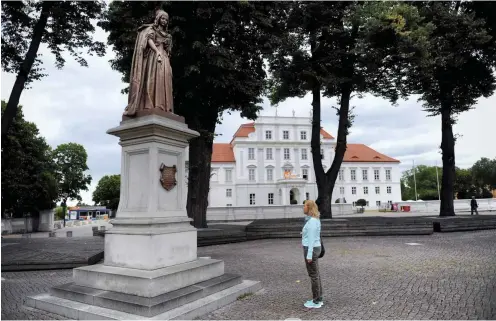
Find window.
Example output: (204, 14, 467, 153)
(321, 149, 325, 160)
(302, 168, 308, 180)
(376, 201, 381, 207)
(284, 148, 290, 160)
(385, 169, 391, 181)
(226, 204, 232, 207)
(350, 169, 356, 181)
(225, 169, 232, 182)
(374, 169, 380, 181)
(283, 130, 289, 139)
(362, 169, 368, 181)
(387, 200, 393, 206)
(248, 148, 255, 160)
(363, 187, 369, 195)
(266, 148, 273, 160)
(265, 130, 272, 140)
(340, 187, 345, 195)
(249, 169, 255, 181)
(352, 187, 356, 195)
(268, 193, 274, 205)
(226, 188, 232, 197)
(250, 193, 256, 205)
(267, 168, 273, 181)
(387, 186, 392, 194)
(306, 192, 310, 200)
(300, 131, 307, 140)
(338, 169, 344, 181)
(375, 186, 380, 194)
(301, 149, 308, 160)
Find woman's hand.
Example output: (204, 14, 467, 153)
(157, 53, 162, 63)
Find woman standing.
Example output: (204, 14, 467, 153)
(302, 200, 323, 308)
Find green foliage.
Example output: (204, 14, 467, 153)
(269, 1, 427, 107)
(401, 165, 441, 200)
(335, 198, 341, 203)
(1, 100, 58, 218)
(356, 199, 367, 208)
(54, 206, 65, 220)
(471, 157, 496, 190)
(408, 2, 496, 117)
(52, 143, 92, 202)
(1, 0, 106, 83)
(92, 175, 120, 210)
(401, 162, 493, 201)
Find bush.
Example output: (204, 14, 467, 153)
(54, 207, 65, 220)
(335, 198, 341, 203)
(356, 199, 367, 208)
(290, 199, 298, 205)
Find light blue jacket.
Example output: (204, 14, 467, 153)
(302, 216, 321, 260)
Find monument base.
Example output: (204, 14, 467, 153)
(24, 114, 261, 319)
(25, 279, 261, 320)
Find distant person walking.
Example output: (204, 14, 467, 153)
(301, 200, 323, 309)
(471, 196, 479, 215)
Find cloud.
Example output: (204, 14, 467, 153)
(2, 27, 495, 205)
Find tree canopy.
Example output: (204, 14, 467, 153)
(92, 174, 120, 211)
(1, 100, 58, 218)
(268, 1, 428, 217)
(401, 161, 494, 201)
(52, 143, 92, 203)
(405, 1, 496, 215)
(1, 1, 106, 135)
(99, 1, 283, 227)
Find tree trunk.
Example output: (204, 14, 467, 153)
(308, 29, 330, 217)
(186, 116, 216, 229)
(2, 1, 53, 136)
(439, 105, 456, 216)
(323, 84, 352, 218)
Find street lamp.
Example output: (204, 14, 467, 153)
(61, 193, 68, 228)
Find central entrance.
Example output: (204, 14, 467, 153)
(290, 188, 300, 204)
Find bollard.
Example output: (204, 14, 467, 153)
(66, 231, 73, 237)
(49, 232, 56, 237)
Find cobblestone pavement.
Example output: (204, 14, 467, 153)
(2, 230, 495, 320)
(1, 237, 104, 268)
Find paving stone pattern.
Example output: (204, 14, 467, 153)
(2, 230, 495, 320)
(1, 237, 104, 268)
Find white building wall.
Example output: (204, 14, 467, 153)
(186, 116, 402, 209)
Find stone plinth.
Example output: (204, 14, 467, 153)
(25, 114, 261, 320)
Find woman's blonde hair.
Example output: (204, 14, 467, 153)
(305, 200, 320, 218)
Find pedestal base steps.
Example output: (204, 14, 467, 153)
(25, 258, 261, 320)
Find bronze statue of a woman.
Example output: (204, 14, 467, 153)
(124, 10, 174, 117)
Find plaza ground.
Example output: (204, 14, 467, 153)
(2, 230, 495, 320)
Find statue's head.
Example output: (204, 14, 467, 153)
(155, 10, 169, 27)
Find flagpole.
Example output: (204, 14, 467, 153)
(413, 160, 418, 201)
(435, 161, 441, 201)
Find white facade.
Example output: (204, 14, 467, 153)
(186, 116, 402, 209)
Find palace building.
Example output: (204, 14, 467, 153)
(186, 116, 402, 208)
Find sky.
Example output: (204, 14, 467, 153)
(2, 27, 495, 206)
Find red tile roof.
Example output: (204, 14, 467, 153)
(342, 144, 400, 163)
(212, 143, 235, 163)
(231, 122, 334, 140)
(320, 128, 334, 139)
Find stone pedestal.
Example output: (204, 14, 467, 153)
(25, 115, 261, 320)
